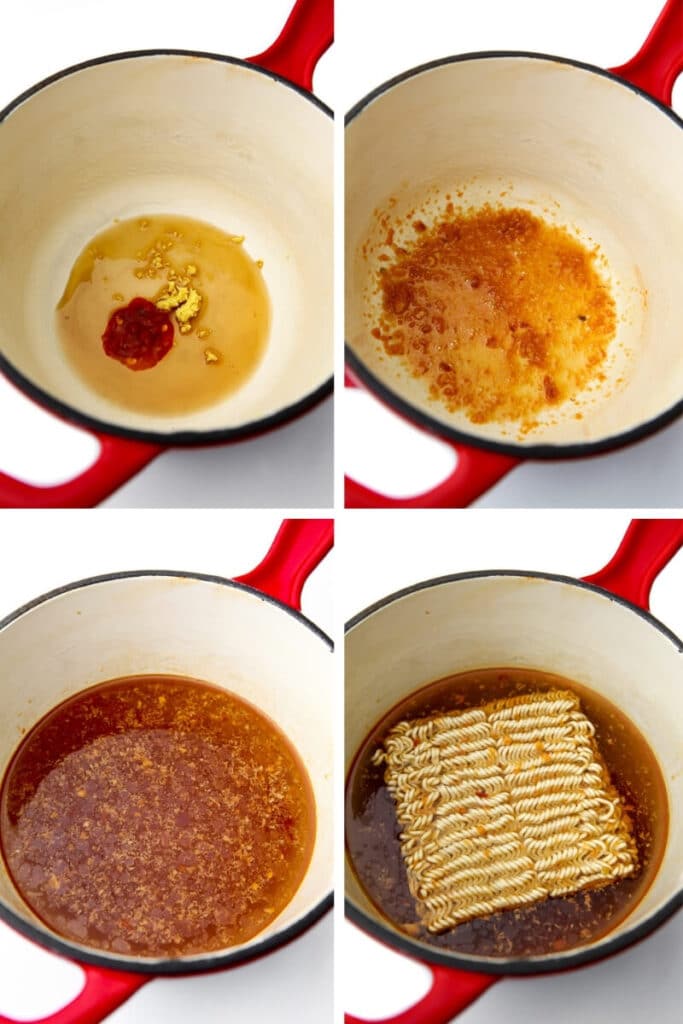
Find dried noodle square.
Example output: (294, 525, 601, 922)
(373, 689, 638, 932)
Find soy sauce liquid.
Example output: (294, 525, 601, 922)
(57, 215, 270, 416)
(1, 675, 315, 957)
(346, 668, 668, 957)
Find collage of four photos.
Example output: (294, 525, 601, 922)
(0, 1, 682, 1022)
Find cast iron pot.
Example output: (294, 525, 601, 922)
(345, 519, 683, 1021)
(0, 0, 332, 508)
(0, 518, 333, 1023)
(345, 0, 683, 507)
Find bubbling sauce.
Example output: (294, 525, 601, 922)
(57, 214, 270, 416)
(346, 668, 667, 957)
(371, 205, 617, 431)
(1, 675, 315, 958)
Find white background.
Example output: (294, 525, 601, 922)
(0, 0, 335, 508)
(0, 510, 334, 1022)
(341, 0, 683, 508)
(341, 509, 683, 1023)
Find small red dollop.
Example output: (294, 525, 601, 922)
(102, 297, 173, 370)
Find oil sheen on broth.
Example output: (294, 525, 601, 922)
(0, 675, 314, 957)
(57, 215, 270, 416)
(346, 668, 667, 957)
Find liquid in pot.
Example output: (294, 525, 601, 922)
(346, 667, 668, 957)
(1, 674, 315, 958)
(57, 214, 271, 416)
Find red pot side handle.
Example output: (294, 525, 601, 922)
(583, 518, 683, 611)
(345, 965, 497, 1024)
(248, 0, 333, 93)
(610, 0, 683, 105)
(235, 518, 333, 612)
(345, 447, 518, 509)
(344, 373, 518, 508)
(0, 964, 148, 1024)
(0, 434, 161, 509)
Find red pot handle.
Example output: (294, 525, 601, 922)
(0, 434, 161, 509)
(582, 518, 683, 611)
(345, 965, 497, 1024)
(0, 525, 331, 1024)
(248, 0, 333, 93)
(0, 964, 148, 1024)
(344, 372, 518, 508)
(345, 448, 518, 509)
(610, 0, 683, 106)
(234, 518, 333, 611)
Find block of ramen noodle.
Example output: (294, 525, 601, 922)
(372, 689, 638, 932)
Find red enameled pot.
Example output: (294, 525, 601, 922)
(345, 0, 683, 507)
(345, 519, 683, 1022)
(0, 0, 333, 508)
(0, 518, 333, 1024)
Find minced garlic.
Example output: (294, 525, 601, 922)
(155, 280, 202, 333)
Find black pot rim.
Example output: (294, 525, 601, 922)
(345, 50, 683, 461)
(0, 48, 333, 447)
(344, 567, 683, 976)
(0, 568, 333, 975)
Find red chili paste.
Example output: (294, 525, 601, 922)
(102, 297, 174, 370)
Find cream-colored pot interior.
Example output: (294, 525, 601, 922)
(0, 54, 332, 434)
(346, 57, 683, 448)
(0, 574, 333, 967)
(345, 574, 683, 966)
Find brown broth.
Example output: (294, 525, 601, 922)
(57, 214, 270, 416)
(0, 675, 315, 958)
(346, 668, 668, 957)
